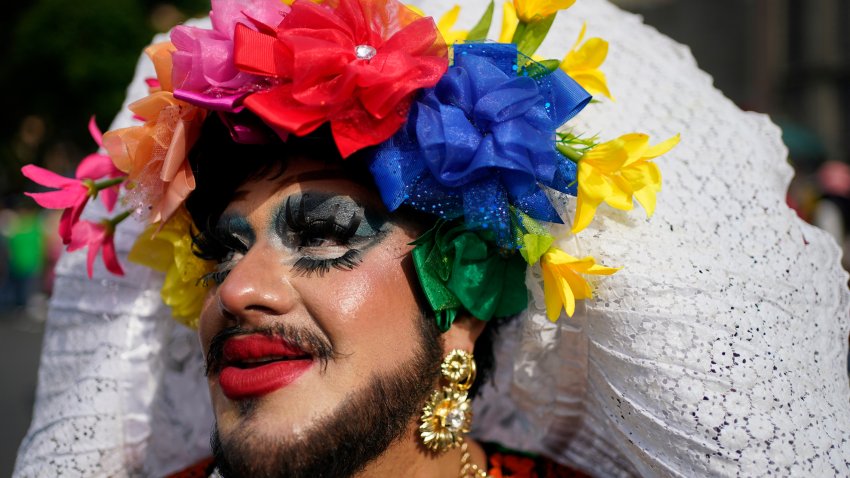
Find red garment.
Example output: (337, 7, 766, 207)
(167, 457, 214, 478)
(486, 448, 591, 478)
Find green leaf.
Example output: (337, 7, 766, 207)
(511, 21, 527, 44)
(519, 58, 560, 79)
(467, 1, 495, 41)
(514, 14, 557, 57)
(556, 143, 583, 162)
(538, 59, 561, 72)
(520, 233, 555, 265)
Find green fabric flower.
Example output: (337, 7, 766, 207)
(411, 220, 528, 331)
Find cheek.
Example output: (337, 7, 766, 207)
(334, 278, 374, 321)
(198, 289, 220, 351)
(296, 240, 422, 353)
(336, 254, 412, 321)
(198, 290, 229, 409)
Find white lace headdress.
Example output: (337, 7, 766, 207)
(15, 1, 850, 477)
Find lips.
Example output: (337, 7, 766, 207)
(218, 334, 313, 400)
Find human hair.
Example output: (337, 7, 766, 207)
(184, 114, 511, 397)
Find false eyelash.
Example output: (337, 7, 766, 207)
(200, 268, 230, 287)
(199, 248, 243, 286)
(292, 249, 362, 277)
(192, 230, 227, 262)
(193, 226, 248, 263)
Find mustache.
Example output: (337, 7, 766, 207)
(205, 323, 336, 376)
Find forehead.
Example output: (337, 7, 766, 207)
(224, 157, 383, 219)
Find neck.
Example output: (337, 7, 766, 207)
(353, 424, 487, 478)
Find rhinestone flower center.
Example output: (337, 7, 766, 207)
(354, 44, 377, 60)
(445, 408, 466, 431)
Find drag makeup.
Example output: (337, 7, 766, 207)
(195, 158, 481, 478)
(199, 191, 389, 284)
(279, 192, 389, 277)
(199, 215, 255, 285)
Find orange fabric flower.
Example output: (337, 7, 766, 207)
(103, 42, 207, 224)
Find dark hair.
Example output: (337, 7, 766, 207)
(184, 114, 510, 397)
(185, 114, 374, 237)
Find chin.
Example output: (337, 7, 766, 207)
(210, 377, 337, 437)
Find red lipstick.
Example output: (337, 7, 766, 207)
(218, 335, 312, 400)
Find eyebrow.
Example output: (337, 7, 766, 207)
(276, 190, 392, 238)
(277, 192, 363, 231)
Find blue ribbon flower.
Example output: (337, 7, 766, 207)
(369, 43, 590, 246)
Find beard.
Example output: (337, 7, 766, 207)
(210, 314, 443, 478)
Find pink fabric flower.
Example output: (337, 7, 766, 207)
(67, 220, 124, 278)
(22, 165, 89, 245)
(22, 118, 123, 244)
(171, 0, 288, 111)
(84, 117, 124, 212)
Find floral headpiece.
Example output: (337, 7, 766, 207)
(23, 0, 677, 330)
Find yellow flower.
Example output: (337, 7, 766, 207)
(541, 247, 619, 320)
(561, 23, 613, 99)
(499, 1, 519, 42)
(513, 0, 576, 23)
(434, 5, 469, 45)
(128, 208, 214, 329)
(572, 133, 680, 233)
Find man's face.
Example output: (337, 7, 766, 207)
(198, 158, 443, 477)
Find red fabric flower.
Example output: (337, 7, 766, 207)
(233, 0, 448, 157)
(22, 117, 123, 244)
(67, 220, 124, 278)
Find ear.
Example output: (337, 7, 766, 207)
(441, 312, 487, 355)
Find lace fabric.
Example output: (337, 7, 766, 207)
(14, 2, 850, 477)
(471, 1, 850, 476)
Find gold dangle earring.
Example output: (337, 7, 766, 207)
(419, 349, 476, 452)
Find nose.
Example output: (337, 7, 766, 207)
(215, 245, 298, 325)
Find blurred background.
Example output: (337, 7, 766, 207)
(0, 0, 847, 475)
(0, 1, 210, 474)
